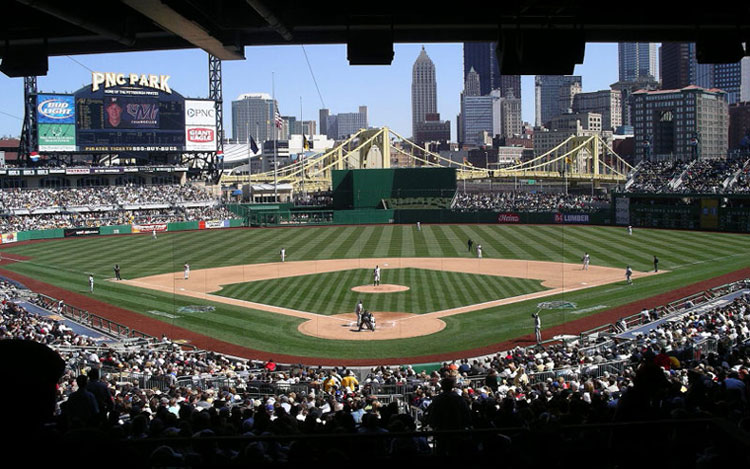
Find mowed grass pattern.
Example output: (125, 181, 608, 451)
(216, 268, 547, 315)
(2, 224, 750, 359)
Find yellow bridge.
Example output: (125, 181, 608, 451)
(221, 127, 632, 191)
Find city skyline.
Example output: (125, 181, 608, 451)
(0, 43, 622, 142)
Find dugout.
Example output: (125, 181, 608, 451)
(331, 167, 457, 210)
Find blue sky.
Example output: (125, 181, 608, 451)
(0, 42, 621, 141)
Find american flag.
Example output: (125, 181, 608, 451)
(274, 110, 283, 129)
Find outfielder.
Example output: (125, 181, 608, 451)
(477, 244, 483, 258)
(88, 274, 94, 293)
(280, 248, 286, 262)
(152, 228, 157, 240)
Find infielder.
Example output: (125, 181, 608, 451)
(625, 265, 633, 285)
(373, 265, 381, 286)
(184, 263, 190, 280)
(113, 264, 121, 281)
(582, 252, 590, 270)
(477, 244, 483, 258)
(280, 248, 286, 262)
(653, 255, 659, 272)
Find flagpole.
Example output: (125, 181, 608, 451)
(273, 72, 278, 202)
(300, 95, 305, 195)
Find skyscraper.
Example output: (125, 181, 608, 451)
(412, 46, 438, 140)
(463, 42, 521, 98)
(660, 43, 694, 90)
(232, 93, 279, 144)
(465, 67, 481, 97)
(714, 58, 750, 105)
(535, 75, 582, 127)
(618, 43, 658, 82)
(319, 106, 368, 140)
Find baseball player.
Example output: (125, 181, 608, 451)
(184, 263, 190, 280)
(152, 228, 157, 240)
(627, 225, 633, 236)
(468, 238, 473, 253)
(532, 312, 541, 344)
(653, 255, 659, 272)
(355, 300, 363, 330)
(477, 244, 483, 258)
(88, 274, 94, 293)
(373, 265, 381, 286)
(417, 221, 421, 231)
(113, 264, 121, 281)
(625, 265, 633, 285)
(582, 252, 590, 270)
(280, 248, 286, 262)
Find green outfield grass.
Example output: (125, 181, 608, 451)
(2, 224, 750, 360)
(215, 267, 547, 315)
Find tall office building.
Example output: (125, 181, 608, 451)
(319, 106, 368, 140)
(660, 43, 695, 90)
(463, 42, 521, 98)
(465, 67, 481, 97)
(618, 43, 658, 82)
(412, 46, 437, 140)
(714, 58, 750, 104)
(535, 75, 583, 127)
(499, 90, 522, 139)
(572, 90, 622, 131)
(631, 86, 728, 161)
(461, 91, 501, 146)
(232, 93, 280, 144)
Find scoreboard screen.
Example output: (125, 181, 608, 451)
(37, 73, 216, 153)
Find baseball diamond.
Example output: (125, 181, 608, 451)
(1, 224, 749, 363)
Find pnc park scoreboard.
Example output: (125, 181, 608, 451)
(36, 71, 217, 153)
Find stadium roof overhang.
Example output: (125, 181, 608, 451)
(1, 1, 750, 77)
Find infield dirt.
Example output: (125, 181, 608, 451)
(120, 258, 661, 341)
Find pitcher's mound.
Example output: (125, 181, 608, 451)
(298, 311, 445, 340)
(351, 284, 410, 293)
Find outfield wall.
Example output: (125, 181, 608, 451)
(0, 218, 244, 245)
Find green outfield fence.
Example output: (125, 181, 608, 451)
(0, 218, 244, 246)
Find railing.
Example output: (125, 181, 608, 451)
(36, 293, 157, 341)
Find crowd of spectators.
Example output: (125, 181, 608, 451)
(0, 184, 233, 233)
(0, 184, 216, 212)
(453, 191, 609, 213)
(293, 190, 333, 207)
(627, 157, 750, 194)
(626, 160, 689, 193)
(2, 276, 749, 464)
(675, 158, 745, 193)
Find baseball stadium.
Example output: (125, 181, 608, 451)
(3, 3, 750, 466)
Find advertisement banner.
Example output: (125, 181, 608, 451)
(185, 125, 217, 151)
(132, 223, 168, 233)
(64, 227, 100, 237)
(66, 168, 91, 175)
(554, 213, 590, 224)
(497, 213, 521, 223)
(204, 220, 228, 229)
(38, 123, 76, 151)
(185, 100, 216, 126)
(615, 197, 630, 225)
(37, 95, 75, 124)
(1, 232, 17, 244)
